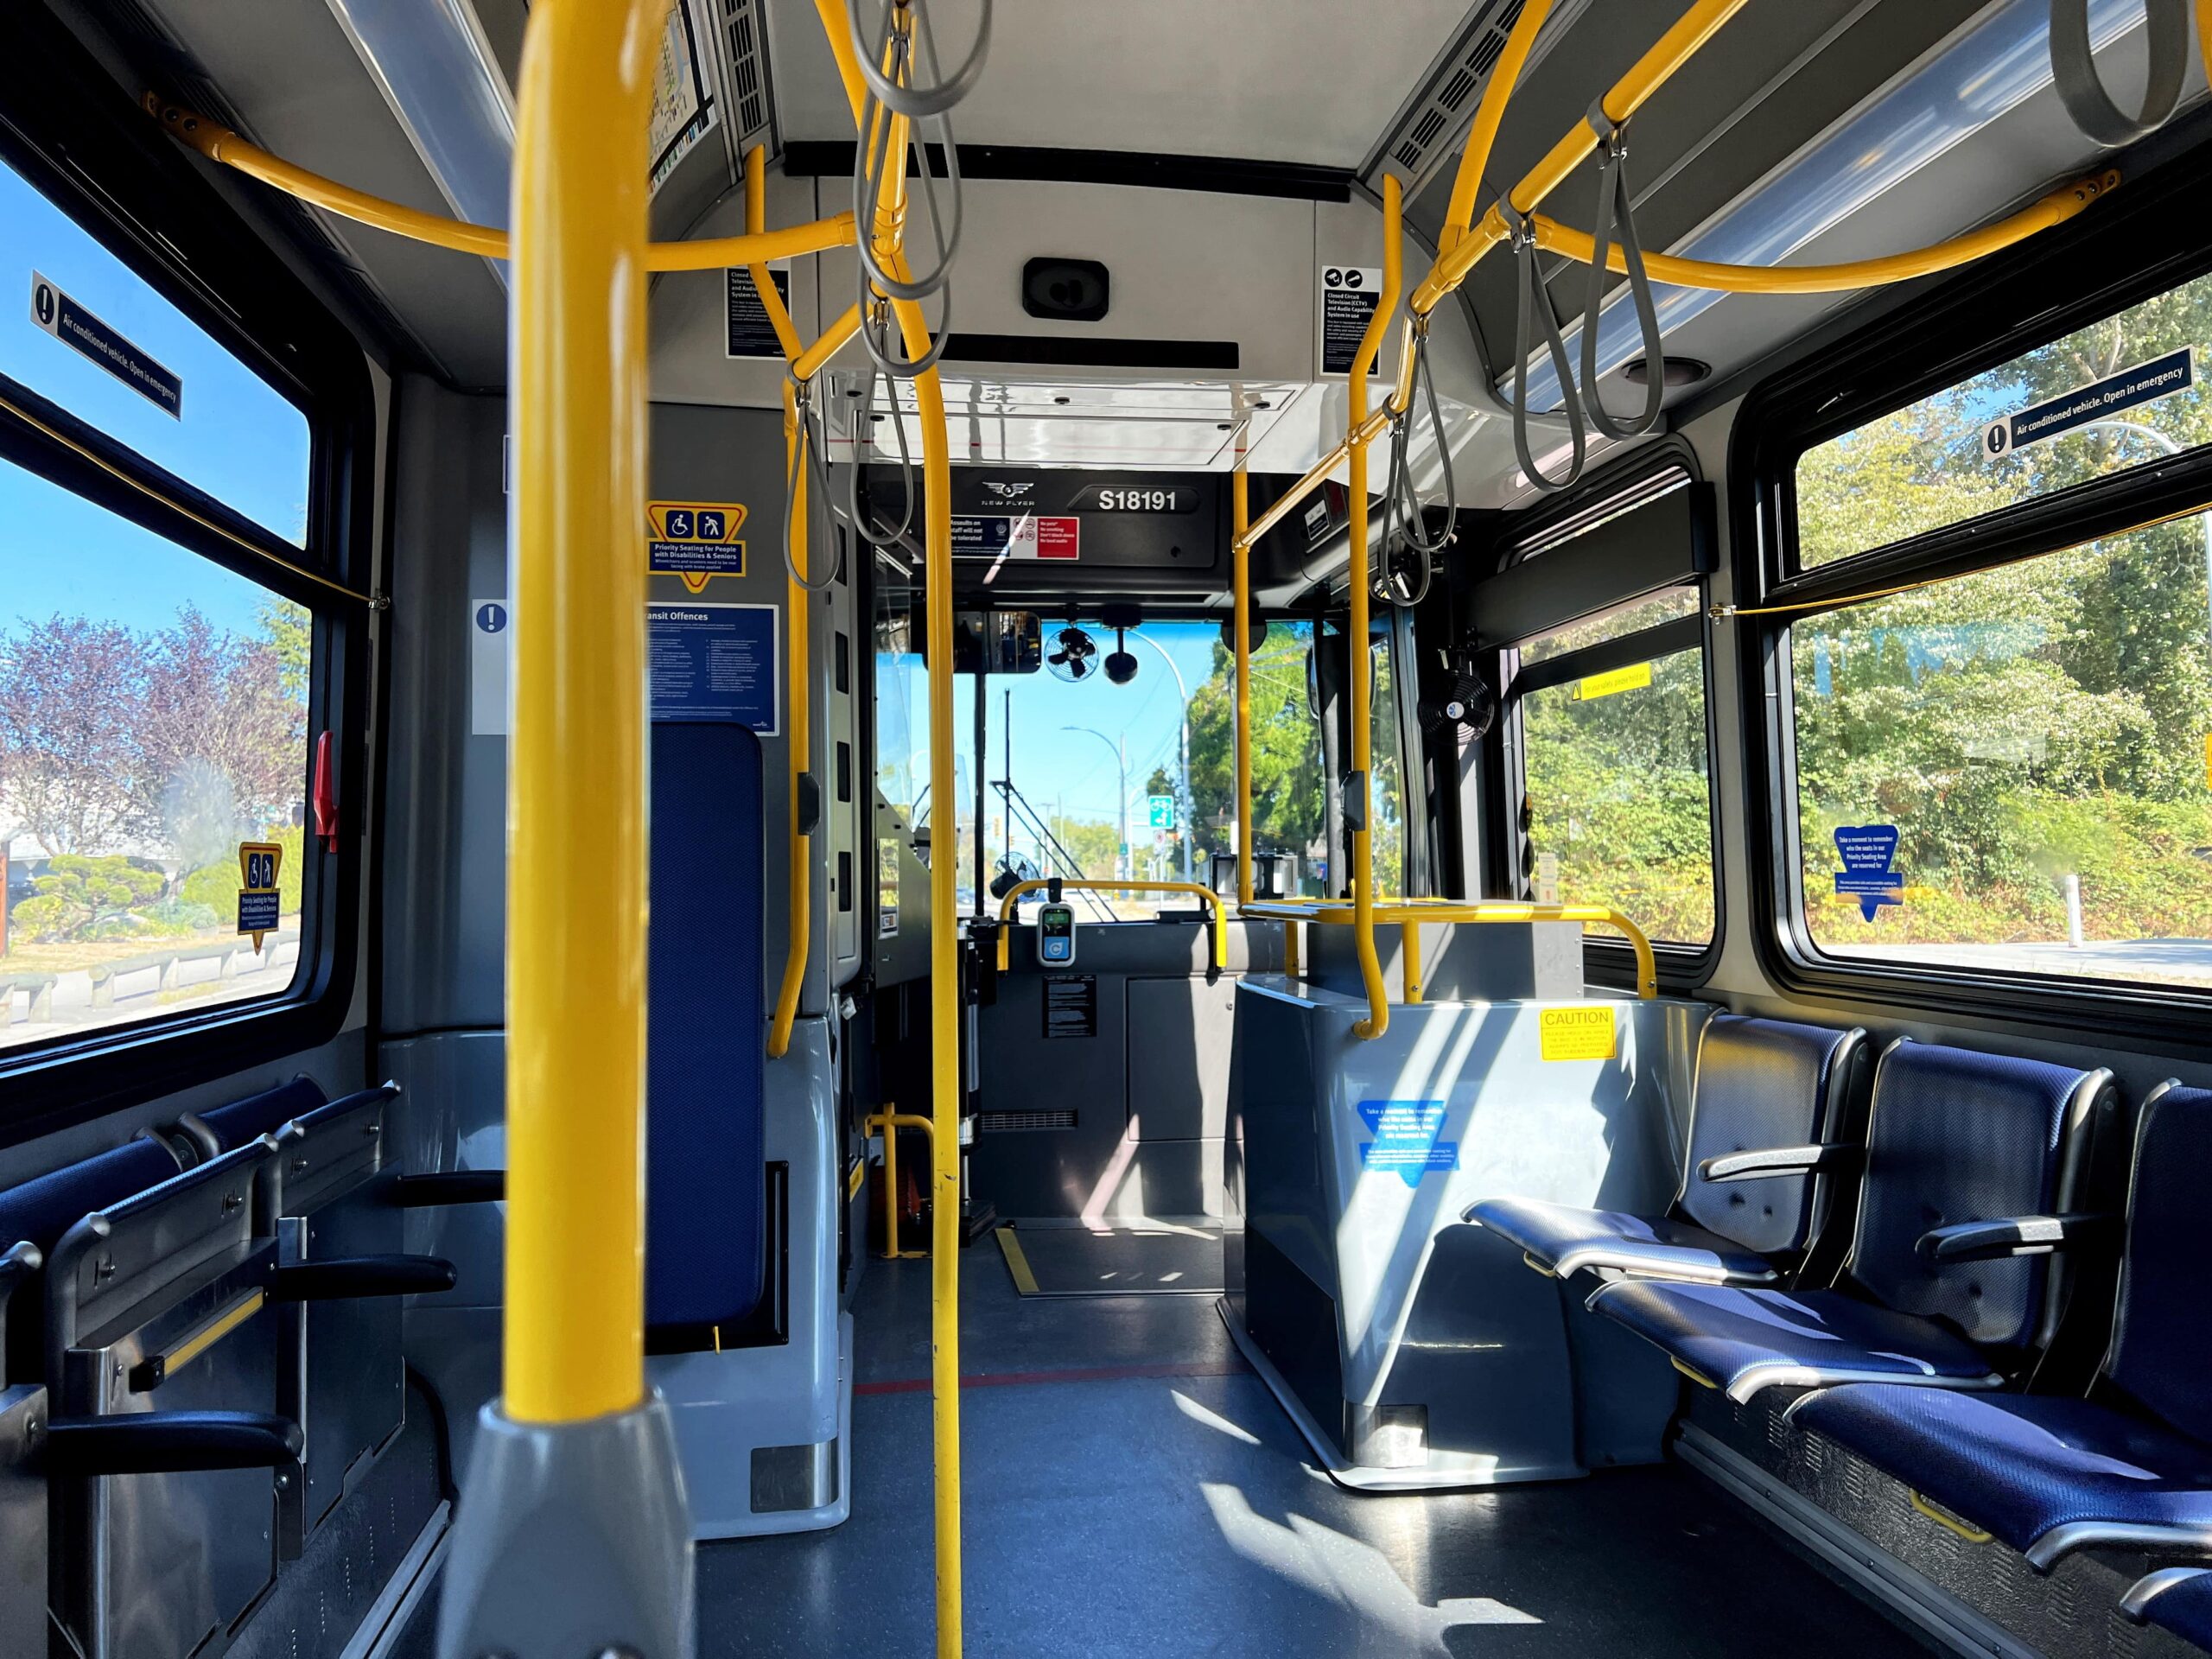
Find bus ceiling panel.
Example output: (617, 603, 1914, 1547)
(764, 0, 1484, 168)
(829, 377, 1294, 471)
(86, 0, 508, 385)
(646, 168, 827, 409)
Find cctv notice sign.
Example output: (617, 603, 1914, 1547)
(1319, 264, 1383, 377)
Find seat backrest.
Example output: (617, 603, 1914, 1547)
(1849, 1039, 2111, 1352)
(1677, 1014, 1865, 1254)
(191, 1075, 330, 1154)
(2104, 1083, 2212, 1442)
(645, 719, 767, 1330)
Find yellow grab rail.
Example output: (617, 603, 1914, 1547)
(146, 99, 857, 271)
(1231, 461, 1253, 907)
(1241, 899, 1660, 1002)
(1344, 174, 1402, 1042)
(1534, 171, 2116, 295)
(864, 1110, 934, 1261)
(810, 3, 963, 1649)
(1410, 0, 1751, 318)
(994, 880, 1229, 975)
(501, 0, 656, 1426)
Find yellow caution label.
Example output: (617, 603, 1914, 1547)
(1574, 661, 1653, 702)
(1539, 1004, 1618, 1062)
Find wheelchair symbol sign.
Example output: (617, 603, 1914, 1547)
(237, 841, 283, 950)
(649, 499, 749, 592)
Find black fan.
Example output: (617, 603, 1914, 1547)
(1421, 652, 1497, 741)
(1047, 625, 1098, 683)
(989, 851, 1041, 899)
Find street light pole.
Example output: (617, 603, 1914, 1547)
(1126, 632, 1194, 883)
(1062, 725, 1128, 889)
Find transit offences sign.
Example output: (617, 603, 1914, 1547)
(1147, 794, 1176, 830)
(237, 842, 282, 950)
(31, 271, 182, 416)
(1980, 348, 2193, 456)
(648, 500, 748, 592)
(647, 602, 779, 732)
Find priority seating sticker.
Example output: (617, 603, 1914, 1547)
(1539, 1004, 1618, 1062)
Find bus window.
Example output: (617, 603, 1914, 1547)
(3, 154, 312, 545)
(1796, 269, 2212, 573)
(0, 460, 313, 1050)
(1513, 586, 1715, 946)
(1368, 632, 1406, 898)
(1189, 619, 1331, 899)
(1790, 517, 2212, 991)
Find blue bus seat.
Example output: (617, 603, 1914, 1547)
(1590, 1039, 2115, 1402)
(1793, 1083, 2212, 1571)
(178, 1073, 331, 1159)
(645, 718, 768, 1331)
(2127, 1568, 2212, 1652)
(1469, 1014, 1866, 1284)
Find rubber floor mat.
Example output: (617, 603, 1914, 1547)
(995, 1224, 1225, 1297)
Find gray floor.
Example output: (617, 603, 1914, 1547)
(696, 1239, 1932, 1657)
(997, 1222, 1227, 1297)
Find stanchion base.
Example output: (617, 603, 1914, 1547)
(436, 1393, 694, 1659)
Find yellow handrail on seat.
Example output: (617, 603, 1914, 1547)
(1240, 899, 1659, 1004)
(863, 1109, 934, 1262)
(995, 880, 1228, 976)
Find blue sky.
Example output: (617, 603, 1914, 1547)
(1, 149, 311, 644)
(885, 623, 1226, 830)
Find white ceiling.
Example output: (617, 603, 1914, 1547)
(766, 0, 1484, 166)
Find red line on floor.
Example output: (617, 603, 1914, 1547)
(855, 1358, 1247, 1396)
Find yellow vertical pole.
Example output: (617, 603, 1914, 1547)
(1232, 462, 1253, 908)
(502, 0, 658, 1423)
(759, 138, 812, 1063)
(811, 3, 962, 1648)
(1347, 175, 1402, 1042)
(1402, 921, 1424, 1006)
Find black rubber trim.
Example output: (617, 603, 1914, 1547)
(782, 141, 1352, 201)
(942, 334, 1239, 371)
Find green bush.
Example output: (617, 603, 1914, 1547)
(10, 855, 165, 943)
(180, 824, 305, 918)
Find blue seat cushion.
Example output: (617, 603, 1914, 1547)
(1470, 1197, 1777, 1284)
(0, 1137, 183, 1255)
(645, 720, 766, 1330)
(197, 1076, 330, 1151)
(2139, 1570, 2212, 1652)
(1589, 1279, 2000, 1402)
(1793, 1383, 2212, 1568)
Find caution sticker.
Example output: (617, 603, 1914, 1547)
(237, 841, 283, 950)
(1539, 1005, 1618, 1062)
(648, 500, 747, 593)
(1574, 661, 1653, 702)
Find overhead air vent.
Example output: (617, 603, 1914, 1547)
(713, 0, 777, 149)
(1364, 0, 1593, 200)
(976, 1111, 1078, 1134)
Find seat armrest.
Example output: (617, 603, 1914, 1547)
(390, 1170, 505, 1207)
(1916, 1213, 2116, 1263)
(1698, 1143, 1859, 1184)
(271, 1254, 458, 1301)
(43, 1411, 302, 1475)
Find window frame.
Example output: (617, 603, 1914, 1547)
(1489, 446, 1726, 990)
(0, 9, 376, 1141)
(1732, 135, 2212, 1051)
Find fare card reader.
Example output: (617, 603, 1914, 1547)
(1037, 878, 1077, 965)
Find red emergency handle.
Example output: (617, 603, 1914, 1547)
(312, 730, 338, 850)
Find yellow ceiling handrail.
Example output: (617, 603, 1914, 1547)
(1535, 171, 2118, 296)
(995, 880, 1228, 975)
(145, 99, 857, 271)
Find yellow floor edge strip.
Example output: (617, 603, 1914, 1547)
(994, 1226, 1039, 1297)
